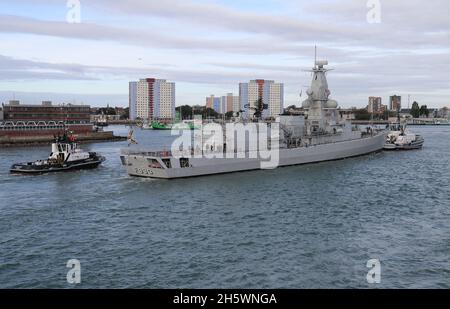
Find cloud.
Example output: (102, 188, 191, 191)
(7, 0, 450, 51)
(0, 54, 260, 85)
(1, 0, 450, 107)
(0, 14, 320, 56)
(87, 0, 450, 50)
(0, 55, 98, 81)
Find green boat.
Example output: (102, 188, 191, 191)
(151, 121, 173, 130)
(151, 121, 200, 130)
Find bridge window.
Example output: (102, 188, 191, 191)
(147, 158, 163, 169)
(162, 159, 172, 169)
(180, 158, 190, 168)
(120, 156, 131, 166)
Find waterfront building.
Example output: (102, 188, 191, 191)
(206, 95, 221, 113)
(205, 95, 213, 109)
(390, 95, 402, 111)
(2, 100, 91, 124)
(129, 82, 137, 120)
(0, 100, 93, 138)
(338, 109, 356, 121)
(90, 114, 122, 123)
(367, 97, 386, 115)
(220, 93, 240, 114)
(399, 108, 413, 119)
(206, 94, 239, 114)
(239, 79, 284, 119)
(438, 107, 449, 118)
(130, 78, 175, 121)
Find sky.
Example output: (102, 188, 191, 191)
(0, 0, 449, 108)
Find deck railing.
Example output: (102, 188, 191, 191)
(122, 149, 174, 158)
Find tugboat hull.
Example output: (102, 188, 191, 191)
(10, 157, 105, 175)
(383, 135, 424, 151)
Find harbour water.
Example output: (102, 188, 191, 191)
(0, 126, 449, 288)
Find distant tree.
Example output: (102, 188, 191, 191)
(354, 108, 371, 121)
(175, 105, 193, 120)
(203, 108, 219, 119)
(97, 107, 116, 115)
(419, 105, 429, 118)
(388, 111, 398, 118)
(225, 111, 235, 119)
(411, 101, 420, 118)
(191, 105, 205, 116)
(120, 107, 129, 120)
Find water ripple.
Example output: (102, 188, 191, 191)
(0, 126, 449, 288)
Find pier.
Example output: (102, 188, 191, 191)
(0, 131, 126, 147)
(0, 121, 126, 146)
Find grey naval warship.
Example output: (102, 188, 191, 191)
(120, 60, 387, 179)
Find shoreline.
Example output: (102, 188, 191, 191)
(0, 136, 127, 148)
(0, 131, 127, 148)
(352, 121, 450, 126)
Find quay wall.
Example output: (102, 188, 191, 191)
(0, 131, 126, 146)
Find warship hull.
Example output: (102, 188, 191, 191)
(121, 132, 386, 179)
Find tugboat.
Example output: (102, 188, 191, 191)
(10, 133, 106, 174)
(384, 112, 424, 151)
(384, 123, 424, 150)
